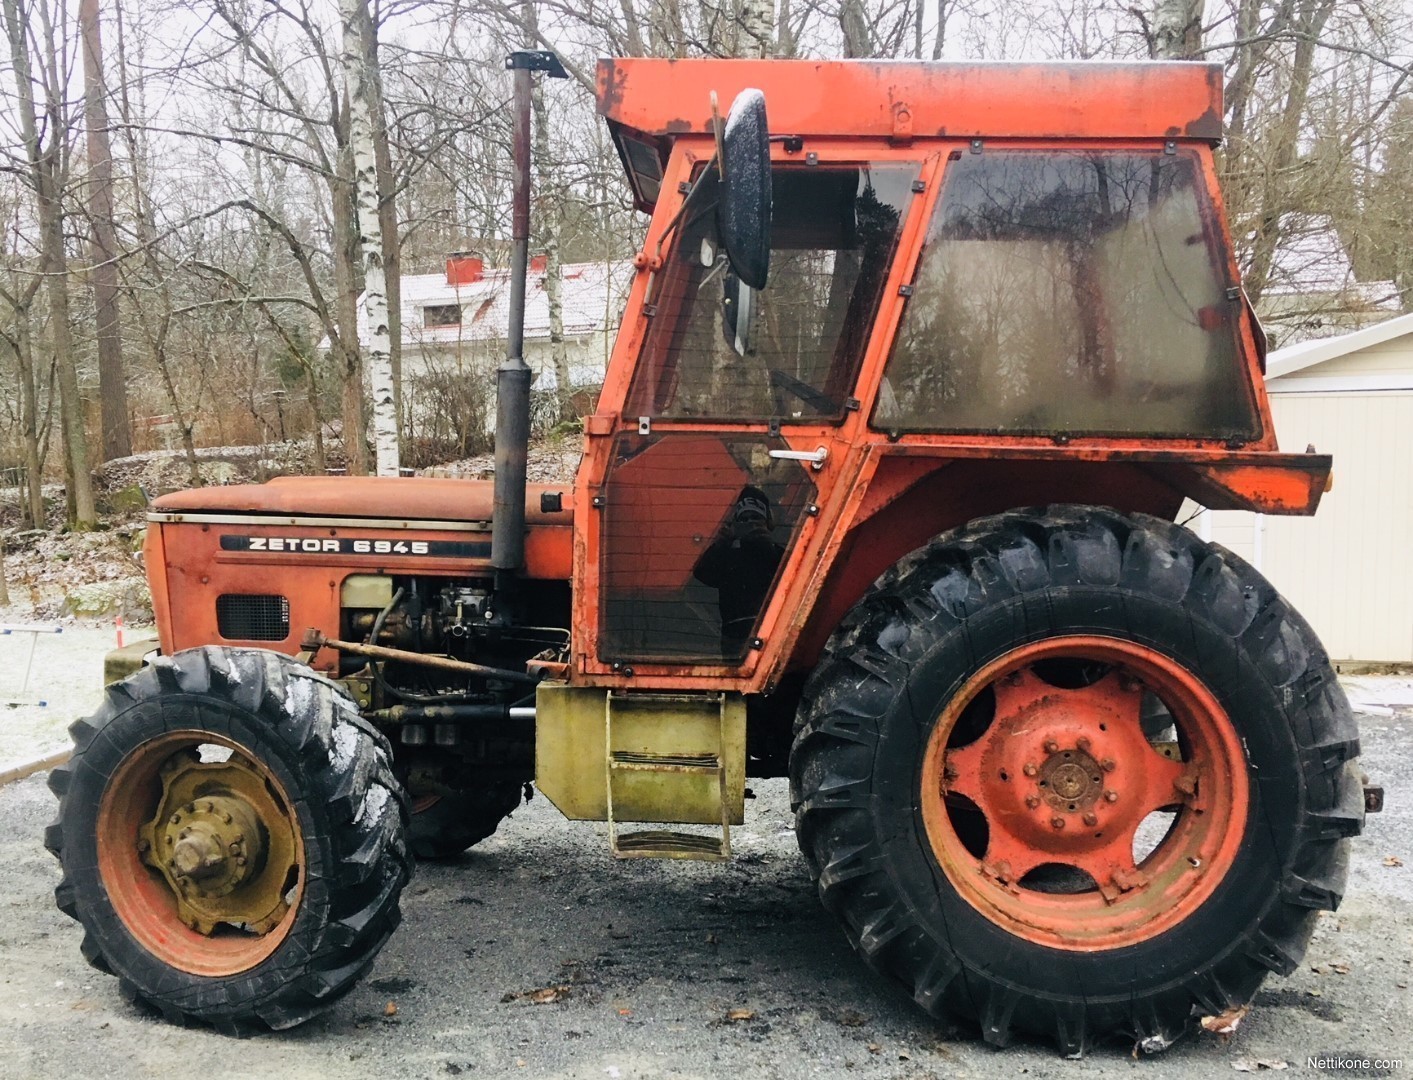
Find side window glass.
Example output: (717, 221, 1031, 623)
(627, 164, 917, 422)
(873, 151, 1260, 440)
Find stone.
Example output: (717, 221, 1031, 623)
(61, 577, 153, 620)
(101, 484, 149, 514)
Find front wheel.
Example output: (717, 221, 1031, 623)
(46, 646, 413, 1032)
(790, 506, 1362, 1055)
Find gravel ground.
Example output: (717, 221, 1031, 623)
(1, 680, 1410, 1080)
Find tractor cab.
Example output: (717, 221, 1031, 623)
(574, 59, 1328, 697)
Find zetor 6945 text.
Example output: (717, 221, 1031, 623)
(47, 57, 1368, 1055)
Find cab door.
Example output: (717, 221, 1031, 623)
(573, 147, 936, 688)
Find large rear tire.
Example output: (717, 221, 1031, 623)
(790, 506, 1362, 1055)
(46, 646, 413, 1032)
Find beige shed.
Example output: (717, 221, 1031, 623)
(1191, 313, 1413, 664)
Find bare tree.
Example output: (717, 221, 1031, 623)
(2, 0, 97, 528)
(80, 0, 131, 461)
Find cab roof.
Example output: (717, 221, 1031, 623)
(597, 57, 1223, 154)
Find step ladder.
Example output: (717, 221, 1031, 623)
(605, 691, 731, 861)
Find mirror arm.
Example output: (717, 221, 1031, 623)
(640, 155, 720, 305)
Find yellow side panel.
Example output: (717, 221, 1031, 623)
(535, 684, 746, 824)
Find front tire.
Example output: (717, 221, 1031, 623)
(46, 646, 413, 1032)
(790, 506, 1362, 1054)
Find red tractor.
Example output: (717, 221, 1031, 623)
(48, 56, 1366, 1054)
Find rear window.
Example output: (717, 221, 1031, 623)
(873, 150, 1260, 440)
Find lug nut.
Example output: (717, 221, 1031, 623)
(136, 838, 150, 853)
(1023, 762, 1038, 777)
(229, 842, 242, 855)
(1100, 758, 1116, 772)
(1044, 739, 1060, 753)
(1076, 736, 1092, 751)
(169, 813, 182, 825)
(1103, 790, 1119, 803)
(1083, 812, 1098, 826)
(236, 856, 247, 866)
(1050, 816, 1065, 830)
(1025, 795, 1041, 809)
(184, 803, 196, 814)
(1118, 674, 1141, 692)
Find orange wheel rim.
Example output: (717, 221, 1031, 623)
(919, 636, 1249, 951)
(96, 730, 304, 977)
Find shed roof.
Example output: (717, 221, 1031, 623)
(1267, 311, 1413, 379)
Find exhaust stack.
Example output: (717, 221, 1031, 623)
(492, 50, 567, 578)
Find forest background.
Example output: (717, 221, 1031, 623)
(1, 0, 1411, 592)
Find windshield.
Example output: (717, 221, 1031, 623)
(626, 163, 918, 422)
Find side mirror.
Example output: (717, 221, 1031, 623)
(720, 272, 757, 356)
(716, 88, 771, 290)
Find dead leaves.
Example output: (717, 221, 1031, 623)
(724, 1008, 755, 1022)
(1200, 1004, 1250, 1036)
(500, 984, 572, 1005)
(1383, 855, 1403, 868)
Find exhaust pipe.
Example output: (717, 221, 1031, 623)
(492, 50, 567, 579)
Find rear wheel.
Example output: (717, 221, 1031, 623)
(46, 646, 412, 1032)
(790, 506, 1362, 1055)
(407, 778, 524, 859)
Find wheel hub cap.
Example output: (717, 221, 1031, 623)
(138, 749, 298, 936)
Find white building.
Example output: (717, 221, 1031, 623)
(1192, 312, 1413, 664)
(347, 253, 632, 439)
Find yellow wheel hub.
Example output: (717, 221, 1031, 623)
(138, 750, 299, 936)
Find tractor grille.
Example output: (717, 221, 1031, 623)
(216, 594, 290, 641)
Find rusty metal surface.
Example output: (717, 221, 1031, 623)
(302, 629, 539, 684)
(152, 475, 574, 527)
(598, 58, 1223, 144)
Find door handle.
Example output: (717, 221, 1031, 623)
(767, 446, 828, 470)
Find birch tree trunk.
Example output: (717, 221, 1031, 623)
(1150, 0, 1204, 59)
(522, 1, 572, 421)
(341, 0, 398, 476)
(361, 6, 403, 447)
(531, 82, 572, 422)
(80, 0, 131, 462)
(742, 0, 773, 57)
